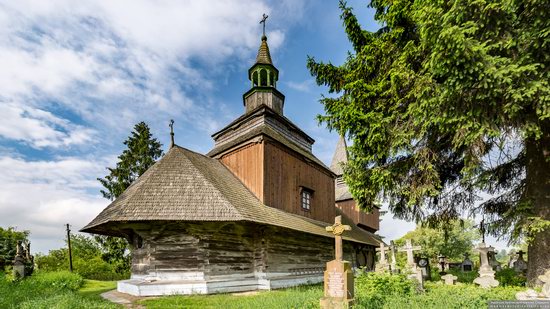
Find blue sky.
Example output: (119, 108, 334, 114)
(0, 0, 508, 254)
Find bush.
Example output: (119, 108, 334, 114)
(355, 272, 417, 308)
(383, 282, 523, 309)
(495, 268, 526, 287)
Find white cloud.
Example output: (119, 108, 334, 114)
(0, 155, 110, 253)
(286, 79, 315, 93)
(0, 102, 96, 148)
(0, 0, 298, 148)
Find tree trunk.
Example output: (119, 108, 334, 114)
(525, 122, 550, 287)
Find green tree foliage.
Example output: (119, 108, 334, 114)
(308, 0, 549, 285)
(96, 121, 163, 274)
(35, 235, 128, 280)
(395, 220, 480, 264)
(0, 227, 29, 271)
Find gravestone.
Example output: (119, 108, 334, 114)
(441, 274, 458, 285)
(375, 242, 390, 272)
(473, 242, 499, 288)
(398, 240, 423, 286)
(513, 250, 528, 274)
(398, 240, 421, 270)
(12, 240, 26, 278)
(461, 253, 474, 272)
(390, 241, 398, 273)
(320, 216, 354, 309)
(417, 257, 431, 280)
(515, 269, 550, 300)
(508, 250, 517, 268)
(488, 251, 502, 271)
(438, 254, 447, 275)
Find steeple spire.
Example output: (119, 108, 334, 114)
(243, 14, 285, 115)
(330, 135, 348, 176)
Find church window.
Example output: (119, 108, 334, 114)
(300, 187, 313, 210)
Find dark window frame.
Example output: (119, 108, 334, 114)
(300, 187, 314, 211)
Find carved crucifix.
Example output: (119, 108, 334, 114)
(326, 215, 351, 261)
(259, 13, 268, 36)
(398, 239, 421, 267)
(169, 119, 174, 148)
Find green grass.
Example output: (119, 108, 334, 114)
(140, 284, 323, 309)
(78, 279, 118, 301)
(0, 271, 120, 309)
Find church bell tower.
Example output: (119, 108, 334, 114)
(243, 15, 285, 115)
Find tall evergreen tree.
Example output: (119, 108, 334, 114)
(97, 121, 163, 272)
(308, 0, 549, 285)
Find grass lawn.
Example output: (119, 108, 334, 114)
(140, 284, 323, 309)
(0, 271, 120, 309)
(78, 279, 118, 301)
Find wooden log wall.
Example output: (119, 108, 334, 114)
(129, 222, 375, 280)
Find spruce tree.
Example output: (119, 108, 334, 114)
(97, 121, 163, 273)
(308, 0, 549, 285)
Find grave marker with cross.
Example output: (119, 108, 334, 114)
(320, 215, 354, 309)
(398, 239, 421, 269)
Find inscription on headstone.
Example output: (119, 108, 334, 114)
(320, 216, 354, 309)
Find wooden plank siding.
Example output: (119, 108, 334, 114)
(336, 199, 380, 232)
(220, 142, 264, 201)
(263, 140, 335, 223)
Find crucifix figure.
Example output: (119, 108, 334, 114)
(259, 13, 268, 36)
(169, 119, 175, 148)
(325, 215, 351, 261)
(479, 218, 486, 243)
(398, 239, 421, 268)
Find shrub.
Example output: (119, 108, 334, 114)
(495, 268, 526, 287)
(355, 272, 417, 308)
(382, 282, 523, 309)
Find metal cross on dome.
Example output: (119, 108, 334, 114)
(260, 13, 268, 36)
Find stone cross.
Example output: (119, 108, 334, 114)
(442, 274, 458, 285)
(473, 242, 499, 288)
(376, 242, 390, 265)
(398, 239, 421, 268)
(475, 242, 494, 272)
(325, 215, 351, 261)
(390, 240, 398, 271)
(259, 13, 268, 36)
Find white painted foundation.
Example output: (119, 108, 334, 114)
(117, 273, 324, 296)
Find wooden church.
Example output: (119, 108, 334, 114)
(82, 32, 382, 296)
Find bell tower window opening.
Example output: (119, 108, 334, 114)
(252, 71, 259, 87)
(300, 187, 313, 211)
(260, 69, 268, 86)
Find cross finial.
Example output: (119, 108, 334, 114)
(169, 119, 175, 148)
(260, 13, 268, 37)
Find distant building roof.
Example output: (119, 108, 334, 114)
(82, 145, 380, 246)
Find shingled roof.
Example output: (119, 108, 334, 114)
(255, 35, 273, 65)
(82, 145, 380, 246)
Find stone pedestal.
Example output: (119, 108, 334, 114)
(320, 260, 354, 309)
(474, 265, 499, 288)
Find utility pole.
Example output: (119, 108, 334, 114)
(66, 224, 73, 272)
